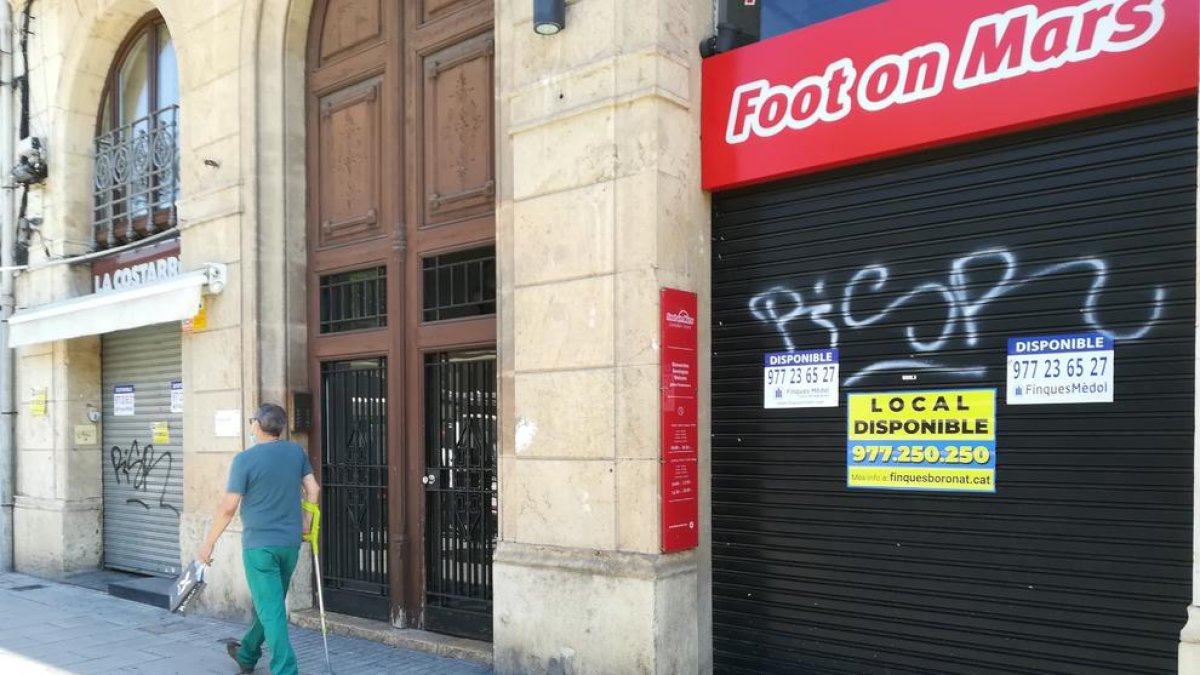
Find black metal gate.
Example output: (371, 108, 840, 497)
(320, 358, 390, 621)
(711, 100, 1196, 673)
(423, 351, 498, 640)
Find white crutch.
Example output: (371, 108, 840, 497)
(302, 501, 334, 673)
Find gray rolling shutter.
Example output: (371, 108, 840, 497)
(711, 99, 1196, 674)
(102, 323, 184, 577)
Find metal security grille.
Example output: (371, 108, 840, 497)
(320, 358, 390, 621)
(101, 323, 183, 577)
(421, 247, 496, 322)
(711, 100, 1196, 674)
(423, 351, 497, 641)
(319, 266, 387, 334)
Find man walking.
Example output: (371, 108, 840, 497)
(197, 403, 321, 675)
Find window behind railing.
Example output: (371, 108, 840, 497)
(93, 14, 179, 250)
(93, 105, 179, 248)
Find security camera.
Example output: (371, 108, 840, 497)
(12, 137, 47, 185)
(699, 23, 754, 58)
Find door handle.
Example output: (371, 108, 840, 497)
(421, 473, 437, 486)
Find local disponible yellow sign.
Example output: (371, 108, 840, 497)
(847, 389, 996, 493)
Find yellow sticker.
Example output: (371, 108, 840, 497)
(30, 387, 47, 417)
(152, 421, 170, 445)
(182, 298, 208, 332)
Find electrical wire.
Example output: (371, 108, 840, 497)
(0, 1, 183, 275)
(0, 226, 180, 272)
(18, 1, 29, 140)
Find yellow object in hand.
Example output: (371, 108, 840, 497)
(301, 500, 321, 556)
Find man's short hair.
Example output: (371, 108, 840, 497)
(254, 403, 288, 437)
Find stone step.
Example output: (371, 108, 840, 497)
(107, 575, 174, 610)
(290, 609, 492, 666)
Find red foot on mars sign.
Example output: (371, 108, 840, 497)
(702, 0, 1198, 190)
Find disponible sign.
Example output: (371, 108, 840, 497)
(660, 288, 698, 553)
(1007, 332, 1113, 404)
(170, 379, 184, 413)
(702, 0, 1198, 190)
(847, 390, 997, 493)
(113, 384, 135, 416)
(763, 349, 839, 408)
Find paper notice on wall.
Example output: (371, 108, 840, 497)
(74, 424, 98, 446)
(30, 387, 47, 417)
(113, 385, 135, 416)
(214, 410, 241, 438)
(151, 421, 171, 444)
(763, 349, 839, 408)
(1007, 332, 1113, 404)
(170, 379, 184, 413)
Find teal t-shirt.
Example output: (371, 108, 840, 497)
(226, 440, 314, 550)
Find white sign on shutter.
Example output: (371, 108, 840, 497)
(1007, 333, 1113, 405)
(113, 384, 136, 416)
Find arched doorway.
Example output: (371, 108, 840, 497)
(305, 0, 497, 641)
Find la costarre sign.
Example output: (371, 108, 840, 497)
(92, 239, 181, 293)
(701, 0, 1198, 190)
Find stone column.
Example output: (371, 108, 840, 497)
(10, 0, 115, 576)
(494, 0, 712, 672)
(175, 0, 260, 618)
(13, 325, 104, 576)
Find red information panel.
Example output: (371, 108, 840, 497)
(661, 288, 699, 553)
(702, 0, 1199, 190)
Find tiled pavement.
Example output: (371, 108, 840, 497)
(0, 573, 492, 674)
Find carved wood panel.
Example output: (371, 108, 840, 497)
(420, 33, 495, 229)
(319, 0, 383, 64)
(318, 81, 382, 247)
(420, 0, 480, 25)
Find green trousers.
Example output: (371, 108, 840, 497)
(236, 546, 300, 675)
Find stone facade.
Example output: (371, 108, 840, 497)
(15, 1, 1196, 674)
(494, 0, 712, 672)
(11, 0, 313, 618)
(11, 0, 716, 671)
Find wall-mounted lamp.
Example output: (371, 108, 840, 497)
(533, 0, 565, 35)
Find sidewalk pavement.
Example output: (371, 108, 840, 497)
(0, 572, 493, 674)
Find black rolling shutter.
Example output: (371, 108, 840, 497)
(711, 99, 1197, 674)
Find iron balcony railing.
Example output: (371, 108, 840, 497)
(93, 105, 179, 248)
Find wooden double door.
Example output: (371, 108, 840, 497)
(305, 0, 497, 640)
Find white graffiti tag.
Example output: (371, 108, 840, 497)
(748, 247, 1166, 385)
(749, 280, 840, 350)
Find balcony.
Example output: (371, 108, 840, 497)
(92, 105, 179, 249)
